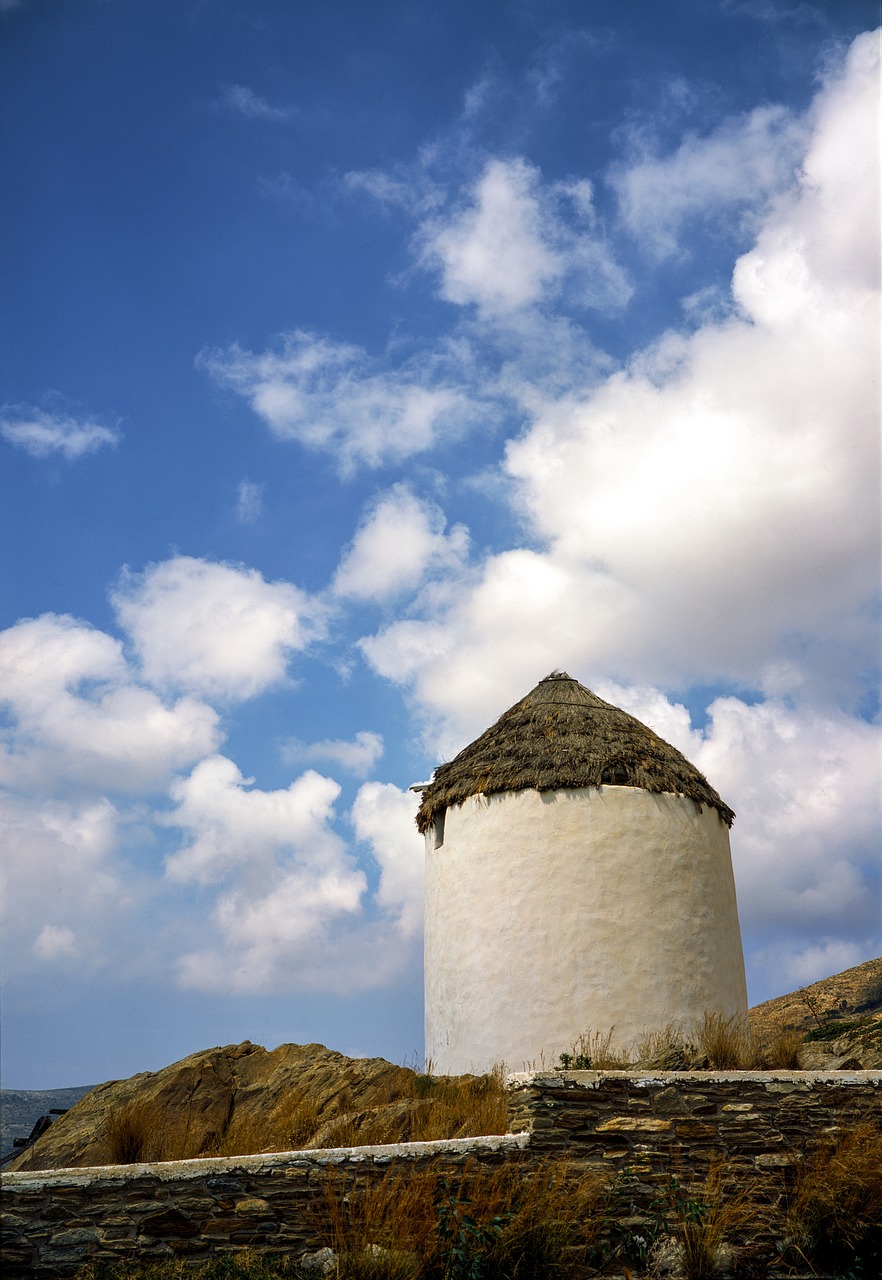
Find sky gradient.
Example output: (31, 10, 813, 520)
(1, 0, 880, 1090)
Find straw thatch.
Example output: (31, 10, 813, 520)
(415, 671, 735, 833)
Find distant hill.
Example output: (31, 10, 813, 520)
(0, 1086, 95, 1162)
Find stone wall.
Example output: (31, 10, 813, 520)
(508, 1069, 882, 1253)
(3, 1072, 879, 1276)
(0, 1134, 529, 1278)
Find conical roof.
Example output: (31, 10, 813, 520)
(415, 671, 734, 832)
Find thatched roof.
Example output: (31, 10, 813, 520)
(415, 671, 734, 833)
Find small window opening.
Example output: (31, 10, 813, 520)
(601, 761, 630, 785)
(433, 812, 446, 849)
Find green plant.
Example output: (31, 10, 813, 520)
(437, 1176, 511, 1280)
(557, 1028, 627, 1071)
(803, 1016, 871, 1043)
(783, 1124, 882, 1274)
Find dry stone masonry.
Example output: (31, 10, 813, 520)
(3, 1072, 879, 1276)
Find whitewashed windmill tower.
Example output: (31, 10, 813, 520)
(416, 671, 747, 1074)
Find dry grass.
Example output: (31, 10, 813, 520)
(76, 1252, 298, 1278)
(314, 1070, 508, 1150)
(100, 1099, 176, 1164)
(694, 1012, 753, 1069)
(751, 1027, 803, 1070)
(632, 1022, 694, 1066)
(783, 1123, 882, 1271)
(319, 1157, 611, 1279)
(322, 1167, 439, 1278)
(660, 1168, 756, 1280)
(217, 1090, 321, 1157)
(558, 1028, 629, 1070)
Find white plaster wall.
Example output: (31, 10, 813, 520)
(424, 786, 748, 1076)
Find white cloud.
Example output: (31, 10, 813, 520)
(199, 331, 482, 471)
(343, 168, 440, 216)
(611, 104, 807, 258)
(33, 924, 78, 960)
(0, 793, 130, 977)
(351, 782, 423, 938)
(163, 756, 375, 992)
(364, 30, 880, 738)
(333, 485, 469, 602)
(281, 730, 384, 776)
(235, 478, 264, 524)
(221, 84, 294, 121)
(419, 157, 631, 316)
(163, 755, 350, 885)
(112, 556, 326, 701)
(0, 406, 120, 460)
(0, 614, 220, 794)
(695, 695, 881, 932)
(753, 938, 875, 995)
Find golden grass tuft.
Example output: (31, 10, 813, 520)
(694, 1012, 752, 1069)
(783, 1123, 882, 1271)
(100, 1099, 173, 1165)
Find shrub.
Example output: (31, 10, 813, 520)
(783, 1123, 882, 1273)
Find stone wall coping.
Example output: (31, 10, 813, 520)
(1, 1131, 531, 1191)
(506, 1069, 882, 1088)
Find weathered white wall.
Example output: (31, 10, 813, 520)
(424, 786, 747, 1075)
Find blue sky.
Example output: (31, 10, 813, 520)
(1, 0, 879, 1090)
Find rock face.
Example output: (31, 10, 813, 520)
(4, 1042, 424, 1173)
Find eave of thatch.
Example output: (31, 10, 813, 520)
(415, 671, 735, 833)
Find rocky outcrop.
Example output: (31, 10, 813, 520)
(4, 1042, 423, 1173)
(748, 956, 882, 1069)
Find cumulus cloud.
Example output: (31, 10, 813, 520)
(281, 731, 384, 776)
(112, 556, 326, 701)
(163, 756, 375, 991)
(333, 485, 469, 602)
(0, 614, 220, 794)
(362, 30, 881, 743)
(0, 793, 129, 977)
(611, 104, 807, 258)
(1, 405, 120, 460)
(419, 157, 631, 316)
(199, 331, 483, 472)
(351, 782, 423, 938)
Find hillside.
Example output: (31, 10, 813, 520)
(2, 1040, 503, 1174)
(748, 955, 882, 1068)
(6, 956, 880, 1175)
